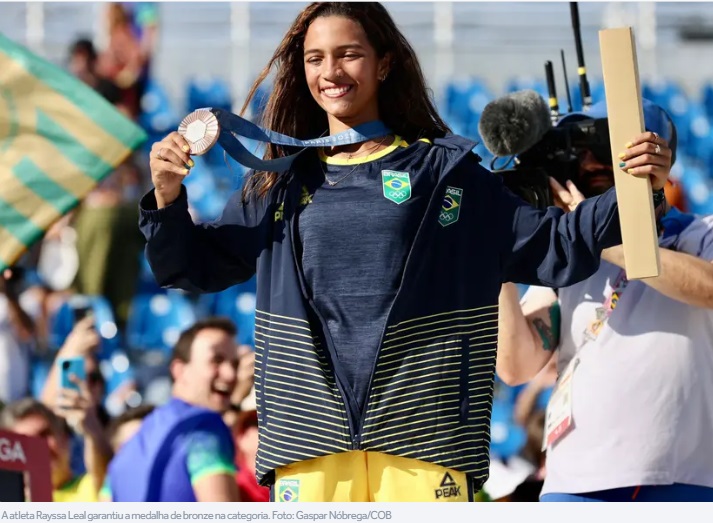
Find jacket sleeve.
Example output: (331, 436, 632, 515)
(493, 173, 622, 287)
(138, 184, 271, 293)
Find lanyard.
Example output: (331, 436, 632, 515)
(206, 108, 392, 172)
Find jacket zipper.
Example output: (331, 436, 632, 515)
(285, 180, 361, 447)
(354, 150, 472, 448)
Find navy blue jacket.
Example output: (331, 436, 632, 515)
(139, 134, 621, 495)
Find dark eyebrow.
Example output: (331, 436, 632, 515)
(304, 43, 366, 56)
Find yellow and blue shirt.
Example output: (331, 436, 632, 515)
(53, 474, 98, 502)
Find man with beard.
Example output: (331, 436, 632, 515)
(101, 318, 241, 501)
(497, 99, 713, 501)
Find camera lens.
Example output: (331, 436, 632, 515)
(62, 361, 70, 370)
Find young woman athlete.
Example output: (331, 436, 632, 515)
(141, 2, 671, 502)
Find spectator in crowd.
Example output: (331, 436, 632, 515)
(141, 1, 671, 501)
(68, 37, 123, 110)
(0, 268, 35, 403)
(0, 398, 104, 502)
(96, 3, 149, 120)
(102, 318, 241, 501)
(40, 316, 112, 429)
(497, 100, 713, 501)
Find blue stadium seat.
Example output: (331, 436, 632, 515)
(249, 84, 271, 122)
(125, 292, 198, 356)
(183, 159, 232, 221)
(702, 82, 713, 122)
(675, 158, 713, 215)
(48, 295, 120, 360)
(505, 76, 547, 99)
(199, 277, 257, 348)
(443, 78, 494, 129)
(642, 78, 686, 112)
(139, 79, 180, 135)
(186, 75, 232, 113)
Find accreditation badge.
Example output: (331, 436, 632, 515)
(542, 356, 578, 451)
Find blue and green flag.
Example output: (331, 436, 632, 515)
(0, 34, 147, 271)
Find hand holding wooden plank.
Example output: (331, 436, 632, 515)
(599, 27, 661, 279)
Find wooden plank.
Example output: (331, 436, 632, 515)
(599, 27, 661, 279)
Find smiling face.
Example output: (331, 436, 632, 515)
(303, 15, 390, 132)
(171, 328, 239, 413)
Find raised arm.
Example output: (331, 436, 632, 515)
(140, 132, 272, 293)
(495, 130, 671, 288)
(140, 186, 270, 293)
(495, 178, 622, 288)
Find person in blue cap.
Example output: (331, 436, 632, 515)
(141, 2, 673, 502)
(497, 99, 713, 502)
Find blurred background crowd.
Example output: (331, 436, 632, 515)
(1, 1, 712, 503)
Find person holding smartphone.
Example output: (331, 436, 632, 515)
(38, 314, 113, 500)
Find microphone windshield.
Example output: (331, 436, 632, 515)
(478, 90, 552, 157)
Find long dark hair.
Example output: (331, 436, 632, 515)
(240, 2, 451, 200)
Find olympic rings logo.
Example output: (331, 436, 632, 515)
(390, 190, 407, 199)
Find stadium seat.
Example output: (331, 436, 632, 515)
(199, 276, 257, 348)
(183, 158, 233, 221)
(186, 75, 232, 113)
(139, 78, 180, 135)
(125, 292, 198, 357)
(675, 158, 713, 215)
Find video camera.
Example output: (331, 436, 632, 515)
(497, 116, 612, 209)
(484, 2, 609, 210)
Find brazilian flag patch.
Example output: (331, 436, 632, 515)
(439, 186, 463, 227)
(382, 170, 411, 204)
(278, 479, 300, 502)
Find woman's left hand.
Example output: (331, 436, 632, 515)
(618, 131, 672, 191)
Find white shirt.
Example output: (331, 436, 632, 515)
(538, 212, 713, 495)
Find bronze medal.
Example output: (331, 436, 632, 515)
(178, 109, 220, 155)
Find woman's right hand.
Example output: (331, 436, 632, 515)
(149, 132, 195, 208)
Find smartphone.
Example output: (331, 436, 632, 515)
(72, 305, 92, 324)
(58, 356, 86, 391)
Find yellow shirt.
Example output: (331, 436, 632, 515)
(53, 474, 99, 502)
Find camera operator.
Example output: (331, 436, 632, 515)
(497, 99, 713, 501)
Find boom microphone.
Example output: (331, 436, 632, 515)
(478, 90, 553, 158)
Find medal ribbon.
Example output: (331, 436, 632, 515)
(205, 108, 392, 172)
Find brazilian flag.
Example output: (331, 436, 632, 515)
(0, 34, 146, 271)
